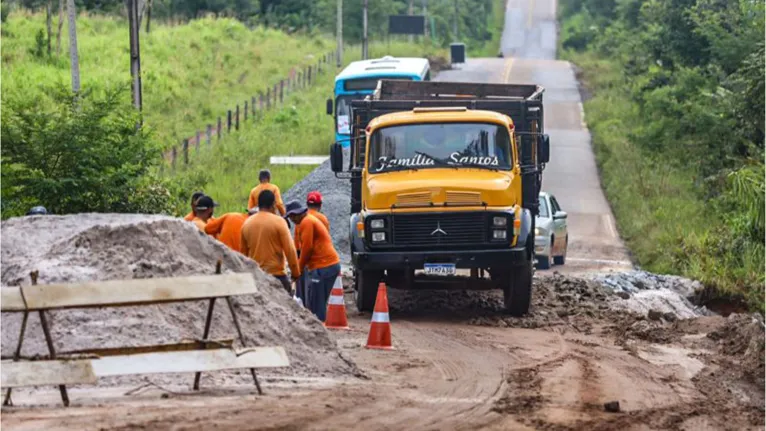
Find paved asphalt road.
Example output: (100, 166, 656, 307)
(436, 0, 632, 273)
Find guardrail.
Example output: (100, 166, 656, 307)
(1, 262, 289, 407)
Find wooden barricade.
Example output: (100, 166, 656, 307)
(1, 264, 289, 407)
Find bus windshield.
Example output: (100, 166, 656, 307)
(368, 123, 512, 173)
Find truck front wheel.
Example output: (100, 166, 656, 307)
(505, 257, 533, 316)
(355, 270, 383, 312)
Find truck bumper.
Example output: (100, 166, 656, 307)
(353, 247, 528, 271)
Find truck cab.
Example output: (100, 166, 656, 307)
(330, 80, 550, 316)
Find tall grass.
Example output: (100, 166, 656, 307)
(172, 41, 449, 214)
(569, 51, 765, 312)
(1, 11, 332, 146)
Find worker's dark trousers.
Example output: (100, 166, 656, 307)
(307, 263, 341, 322)
(296, 270, 308, 307)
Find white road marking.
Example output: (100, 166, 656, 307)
(603, 213, 618, 239)
(502, 57, 515, 83)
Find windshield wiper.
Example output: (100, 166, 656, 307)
(456, 162, 502, 171)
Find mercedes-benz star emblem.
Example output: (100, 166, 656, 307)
(431, 222, 447, 236)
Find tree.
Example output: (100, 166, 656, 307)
(1, 85, 169, 217)
(56, 0, 64, 55)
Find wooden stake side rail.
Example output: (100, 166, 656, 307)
(1, 269, 287, 407)
(1, 347, 289, 388)
(1, 273, 258, 311)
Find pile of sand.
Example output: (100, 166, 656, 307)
(1, 214, 356, 386)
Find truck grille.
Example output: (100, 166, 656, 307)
(391, 212, 487, 247)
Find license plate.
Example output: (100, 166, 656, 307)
(424, 263, 456, 276)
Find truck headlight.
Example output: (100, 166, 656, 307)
(372, 232, 386, 242)
(492, 230, 507, 240)
(535, 227, 540, 236)
(370, 219, 385, 229)
(493, 216, 507, 227)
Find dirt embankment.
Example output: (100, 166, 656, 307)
(1, 214, 359, 386)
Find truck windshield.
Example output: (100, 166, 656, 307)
(368, 122, 512, 173)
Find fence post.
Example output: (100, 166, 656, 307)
(266, 88, 271, 109)
(244, 101, 248, 122)
(251, 96, 256, 117)
(279, 80, 284, 104)
(227, 110, 232, 132)
(273, 83, 278, 104)
(206, 124, 212, 146)
(236, 105, 241, 130)
(217, 117, 222, 141)
(195, 130, 201, 153)
(259, 92, 264, 111)
(183, 139, 189, 165)
(308, 66, 312, 86)
(171, 146, 177, 169)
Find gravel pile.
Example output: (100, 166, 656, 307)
(588, 270, 711, 319)
(1, 214, 357, 387)
(284, 149, 352, 264)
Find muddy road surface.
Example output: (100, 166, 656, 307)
(3, 0, 763, 430)
(4, 277, 763, 430)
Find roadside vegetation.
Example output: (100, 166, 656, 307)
(559, 0, 764, 311)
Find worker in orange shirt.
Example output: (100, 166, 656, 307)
(306, 191, 330, 230)
(191, 195, 218, 231)
(241, 190, 300, 293)
(286, 201, 340, 321)
(184, 191, 205, 221)
(295, 191, 330, 306)
(204, 210, 253, 252)
(247, 169, 285, 216)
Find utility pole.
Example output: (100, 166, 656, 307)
(336, 0, 343, 67)
(408, 0, 414, 43)
(453, 0, 459, 40)
(423, 0, 428, 40)
(66, 0, 80, 93)
(362, 0, 368, 60)
(127, 0, 143, 113)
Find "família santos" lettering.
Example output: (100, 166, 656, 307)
(375, 153, 499, 171)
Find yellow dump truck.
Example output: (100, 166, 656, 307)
(329, 80, 549, 315)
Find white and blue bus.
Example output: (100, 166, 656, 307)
(326, 56, 431, 147)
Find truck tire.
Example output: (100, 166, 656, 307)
(504, 258, 532, 316)
(355, 270, 382, 312)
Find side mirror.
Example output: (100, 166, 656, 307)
(538, 134, 550, 164)
(330, 143, 343, 173)
(553, 211, 567, 220)
(326, 98, 333, 116)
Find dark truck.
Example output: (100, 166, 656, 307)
(329, 80, 549, 315)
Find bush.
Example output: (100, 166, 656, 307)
(1, 84, 178, 217)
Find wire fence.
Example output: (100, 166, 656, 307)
(163, 51, 336, 169)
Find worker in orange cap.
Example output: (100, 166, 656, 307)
(306, 191, 330, 231)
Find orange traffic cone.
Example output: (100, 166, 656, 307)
(365, 282, 393, 350)
(324, 275, 349, 330)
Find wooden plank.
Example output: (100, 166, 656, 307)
(1, 287, 26, 311)
(58, 339, 235, 358)
(21, 273, 257, 310)
(90, 347, 290, 377)
(269, 156, 329, 165)
(1, 360, 97, 388)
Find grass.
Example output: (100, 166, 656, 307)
(565, 50, 765, 312)
(173, 41, 450, 214)
(1, 11, 333, 147)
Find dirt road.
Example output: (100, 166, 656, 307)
(3, 0, 763, 430)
